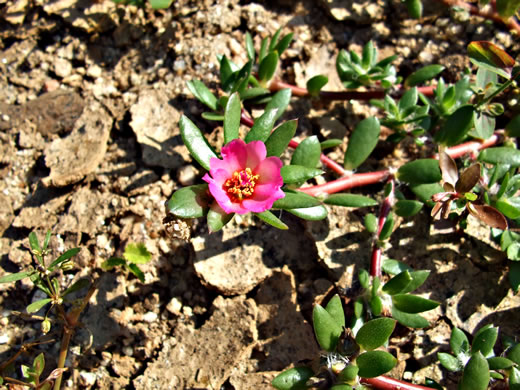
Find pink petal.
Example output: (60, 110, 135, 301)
(255, 157, 284, 185)
(219, 139, 247, 171)
(203, 173, 249, 214)
(245, 141, 267, 169)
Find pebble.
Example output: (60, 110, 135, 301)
(54, 58, 72, 78)
(177, 165, 197, 186)
(87, 64, 103, 78)
(0, 334, 10, 344)
(143, 311, 158, 323)
(44, 79, 60, 92)
(80, 371, 97, 386)
(123, 346, 134, 356)
(166, 297, 183, 315)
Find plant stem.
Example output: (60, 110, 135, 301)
(436, 0, 520, 35)
(269, 80, 436, 100)
(370, 180, 395, 277)
(298, 170, 391, 196)
(361, 375, 437, 390)
(435, 131, 502, 159)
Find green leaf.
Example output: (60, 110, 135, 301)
(359, 269, 370, 289)
(258, 51, 279, 82)
(265, 88, 292, 122)
(496, 197, 520, 220)
(356, 351, 397, 378)
(398, 87, 418, 110)
(271, 367, 313, 390)
(274, 33, 293, 55)
(330, 385, 353, 390)
(510, 366, 520, 390)
(435, 105, 475, 146)
(223, 92, 241, 144)
(127, 263, 145, 282)
(344, 117, 381, 170)
(471, 111, 495, 140)
(391, 306, 429, 328)
(496, 0, 520, 17)
(273, 191, 320, 209)
(186, 80, 218, 110)
(472, 325, 498, 357)
(291, 136, 321, 169)
(460, 352, 490, 390)
(27, 298, 52, 314)
(405, 0, 423, 18)
(207, 203, 233, 233)
(280, 165, 322, 184)
(29, 231, 42, 254)
(245, 31, 255, 62)
(378, 212, 395, 241)
(168, 184, 210, 218)
(451, 327, 470, 355)
(324, 194, 378, 208)
(468, 41, 515, 79)
(321, 139, 343, 150)
(382, 259, 413, 275)
(405, 65, 445, 87)
(397, 159, 441, 184)
(101, 257, 126, 270)
(245, 108, 279, 143)
(438, 352, 462, 372)
(269, 28, 283, 52)
(48, 248, 81, 270)
(355, 318, 396, 351)
(33, 352, 45, 377)
(487, 356, 514, 370)
(149, 0, 172, 9)
(410, 182, 444, 203)
(62, 278, 90, 296)
(0, 271, 33, 284)
(510, 262, 520, 293)
(240, 87, 270, 101)
(506, 114, 520, 137)
(124, 243, 151, 264)
(306, 75, 328, 96)
(201, 112, 224, 121)
(266, 120, 298, 158)
(338, 364, 359, 383)
(507, 343, 520, 365)
(394, 200, 423, 217)
(287, 205, 328, 220)
(255, 210, 288, 230)
(179, 115, 218, 171)
(325, 294, 345, 329)
(479, 147, 520, 166)
(383, 271, 413, 295)
(364, 213, 377, 233)
(42, 231, 51, 252)
(392, 294, 440, 313)
(400, 270, 430, 294)
(313, 304, 343, 351)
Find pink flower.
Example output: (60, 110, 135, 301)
(202, 139, 285, 214)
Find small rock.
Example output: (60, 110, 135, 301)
(54, 58, 72, 78)
(5, 0, 29, 24)
(177, 165, 197, 186)
(87, 64, 103, 78)
(142, 311, 158, 323)
(0, 334, 10, 344)
(80, 371, 97, 386)
(166, 297, 183, 315)
(44, 79, 60, 92)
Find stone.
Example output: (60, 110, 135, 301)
(130, 90, 191, 169)
(54, 58, 73, 78)
(43, 100, 112, 186)
(320, 0, 386, 23)
(133, 296, 257, 389)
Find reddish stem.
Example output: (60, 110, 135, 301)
(361, 375, 437, 390)
(437, 0, 520, 35)
(269, 80, 436, 100)
(436, 132, 502, 160)
(370, 180, 395, 277)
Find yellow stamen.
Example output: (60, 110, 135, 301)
(224, 168, 260, 202)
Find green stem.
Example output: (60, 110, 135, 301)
(478, 69, 520, 108)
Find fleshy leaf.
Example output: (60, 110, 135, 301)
(280, 165, 322, 184)
(496, 197, 520, 220)
(149, 0, 172, 9)
(245, 31, 255, 61)
(274, 33, 293, 55)
(468, 41, 515, 79)
(392, 294, 440, 313)
(255, 210, 288, 230)
(355, 318, 396, 351)
(391, 306, 429, 328)
(273, 191, 321, 209)
(510, 366, 520, 389)
(451, 327, 470, 355)
(313, 304, 343, 352)
(287, 205, 328, 220)
(186, 80, 218, 110)
(405, 0, 423, 18)
(410, 182, 444, 203)
(337, 364, 359, 383)
(467, 203, 508, 230)
(245, 108, 279, 143)
(325, 294, 345, 329)
(382, 271, 413, 295)
(508, 343, 520, 365)
(291, 136, 321, 169)
(456, 163, 481, 193)
(435, 105, 475, 146)
(364, 213, 377, 233)
(405, 65, 445, 87)
(344, 117, 381, 170)
(394, 200, 423, 217)
(271, 367, 313, 390)
(266, 120, 298, 157)
(0, 271, 33, 284)
(179, 115, 218, 171)
(324, 194, 378, 208)
(400, 270, 430, 294)
(207, 203, 234, 232)
(27, 298, 52, 314)
(48, 248, 81, 270)
(439, 150, 459, 186)
(265, 88, 292, 121)
(397, 159, 441, 184)
(356, 351, 397, 378)
(258, 51, 279, 82)
(488, 356, 514, 370)
(306, 75, 328, 96)
(472, 325, 498, 357)
(460, 352, 490, 390)
(223, 92, 241, 144)
(168, 184, 211, 218)
(438, 352, 462, 372)
(471, 111, 495, 140)
(479, 147, 520, 166)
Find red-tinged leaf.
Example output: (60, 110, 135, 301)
(442, 199, 452, 219)
(443, 182, 455, 192)
(439, 150, 458, 187)
(431, 201, 443, 218)
(467, 203, 508, 230)
(456, 163, 481, 193)
(468, 41, 516, 79)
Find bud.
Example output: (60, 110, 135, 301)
(61, 260, 74, 272)
(41, 318, 51, 334)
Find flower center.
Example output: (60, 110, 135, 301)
(224, 167, 260, 202)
